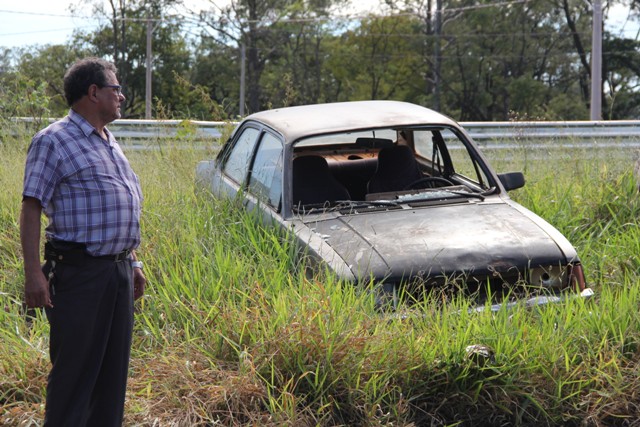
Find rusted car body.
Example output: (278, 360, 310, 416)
(196, 101, 593, 309)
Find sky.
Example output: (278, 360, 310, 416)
(0, 0, 638, 49)
(0, 0, 215, 49)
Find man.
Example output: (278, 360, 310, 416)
(20, 57, 146, 426)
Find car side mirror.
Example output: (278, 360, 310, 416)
(498, 172, 525, 191)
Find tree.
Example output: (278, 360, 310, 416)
(603, 34, 640, 118)
(323, 14, 424, 103)
(76, 0, 193, 118)
(190, 36, 241, 118)
(417, 0, 598, 120)
(3, 0, 640, 120)
(15, 44, 93, 116)
(547, 0, 593, 109)
(0, 72, 51, 122)
(193, 0, 344, 113)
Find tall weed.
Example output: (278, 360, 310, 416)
(1, 128, 639, 426)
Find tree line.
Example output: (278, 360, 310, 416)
(1, 0, 639, 122)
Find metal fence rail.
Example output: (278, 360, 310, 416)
(12, 117, 640, 148)
(462, 120, 640, 149)
(107, 119, 226, 140)
(112, 119, 640, 146)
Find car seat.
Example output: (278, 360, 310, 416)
(367, 145, 423, 193)
(292, 155, 350, 205)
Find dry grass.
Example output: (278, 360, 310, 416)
(1, 130, 639, 426)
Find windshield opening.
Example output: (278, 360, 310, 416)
(291, 126, 495, 213)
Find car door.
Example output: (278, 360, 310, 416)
(245, 132, 285, 221)
(215, 125, 262, 199)
(218, 123, 285, 216)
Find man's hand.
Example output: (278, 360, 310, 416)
(24, 270, 52, 308)
(133, 268, 146, 300)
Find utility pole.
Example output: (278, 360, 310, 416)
(239, 43, 246, 117)
(433, 0, 442, 111)
(590, 0, 603, 120)
(145, 6, 153, 119)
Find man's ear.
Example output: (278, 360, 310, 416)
(88, 84, 99, 103)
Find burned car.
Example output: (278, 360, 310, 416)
(196, 101, 593, 309)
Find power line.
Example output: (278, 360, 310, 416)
(1, 4, 636, 49)
(1, 0, 531, 27)
(0, 8, 87, 19)
(1, 2, 635, 35)
(0, 26, 95, 38)
(0, 8, 161, 23)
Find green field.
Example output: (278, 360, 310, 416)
(1, 127, 639, 426)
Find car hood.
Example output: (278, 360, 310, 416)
(303, 201, 574, 282)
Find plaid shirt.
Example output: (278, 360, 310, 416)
(23, 109, 143, 256)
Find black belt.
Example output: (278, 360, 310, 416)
(45, 241, 131, 265)
(90, 250, 131, 262)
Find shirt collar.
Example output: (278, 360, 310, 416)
(68, 109, 114, 142)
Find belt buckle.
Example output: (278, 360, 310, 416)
(114, 250, 130, 262)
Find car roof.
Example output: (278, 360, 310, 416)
(244, 100, 460, 143)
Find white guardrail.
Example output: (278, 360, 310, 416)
(114, 119, 640, 149)
(462, 120, 640, 149)
(11, 118, 640, 148)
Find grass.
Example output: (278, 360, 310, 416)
(1, 127, 639, 426)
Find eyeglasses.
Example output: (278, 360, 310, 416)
(102, 84, 123, 95)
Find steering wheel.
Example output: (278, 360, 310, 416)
(403, 176, 454, 190)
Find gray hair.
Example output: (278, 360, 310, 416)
(63, 57, 117, 106)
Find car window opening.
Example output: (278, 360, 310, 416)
(291, 127, 492, 211)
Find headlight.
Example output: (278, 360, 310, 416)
(528, 265, 568, 290)
(529, 263, 587, 291)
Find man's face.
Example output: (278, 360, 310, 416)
(96, 70, 125, 123)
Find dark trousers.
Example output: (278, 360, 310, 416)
(43, 258, 134, 427)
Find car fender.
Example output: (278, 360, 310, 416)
(286, 217, 357, 282)
(502, 198, 580, 262)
